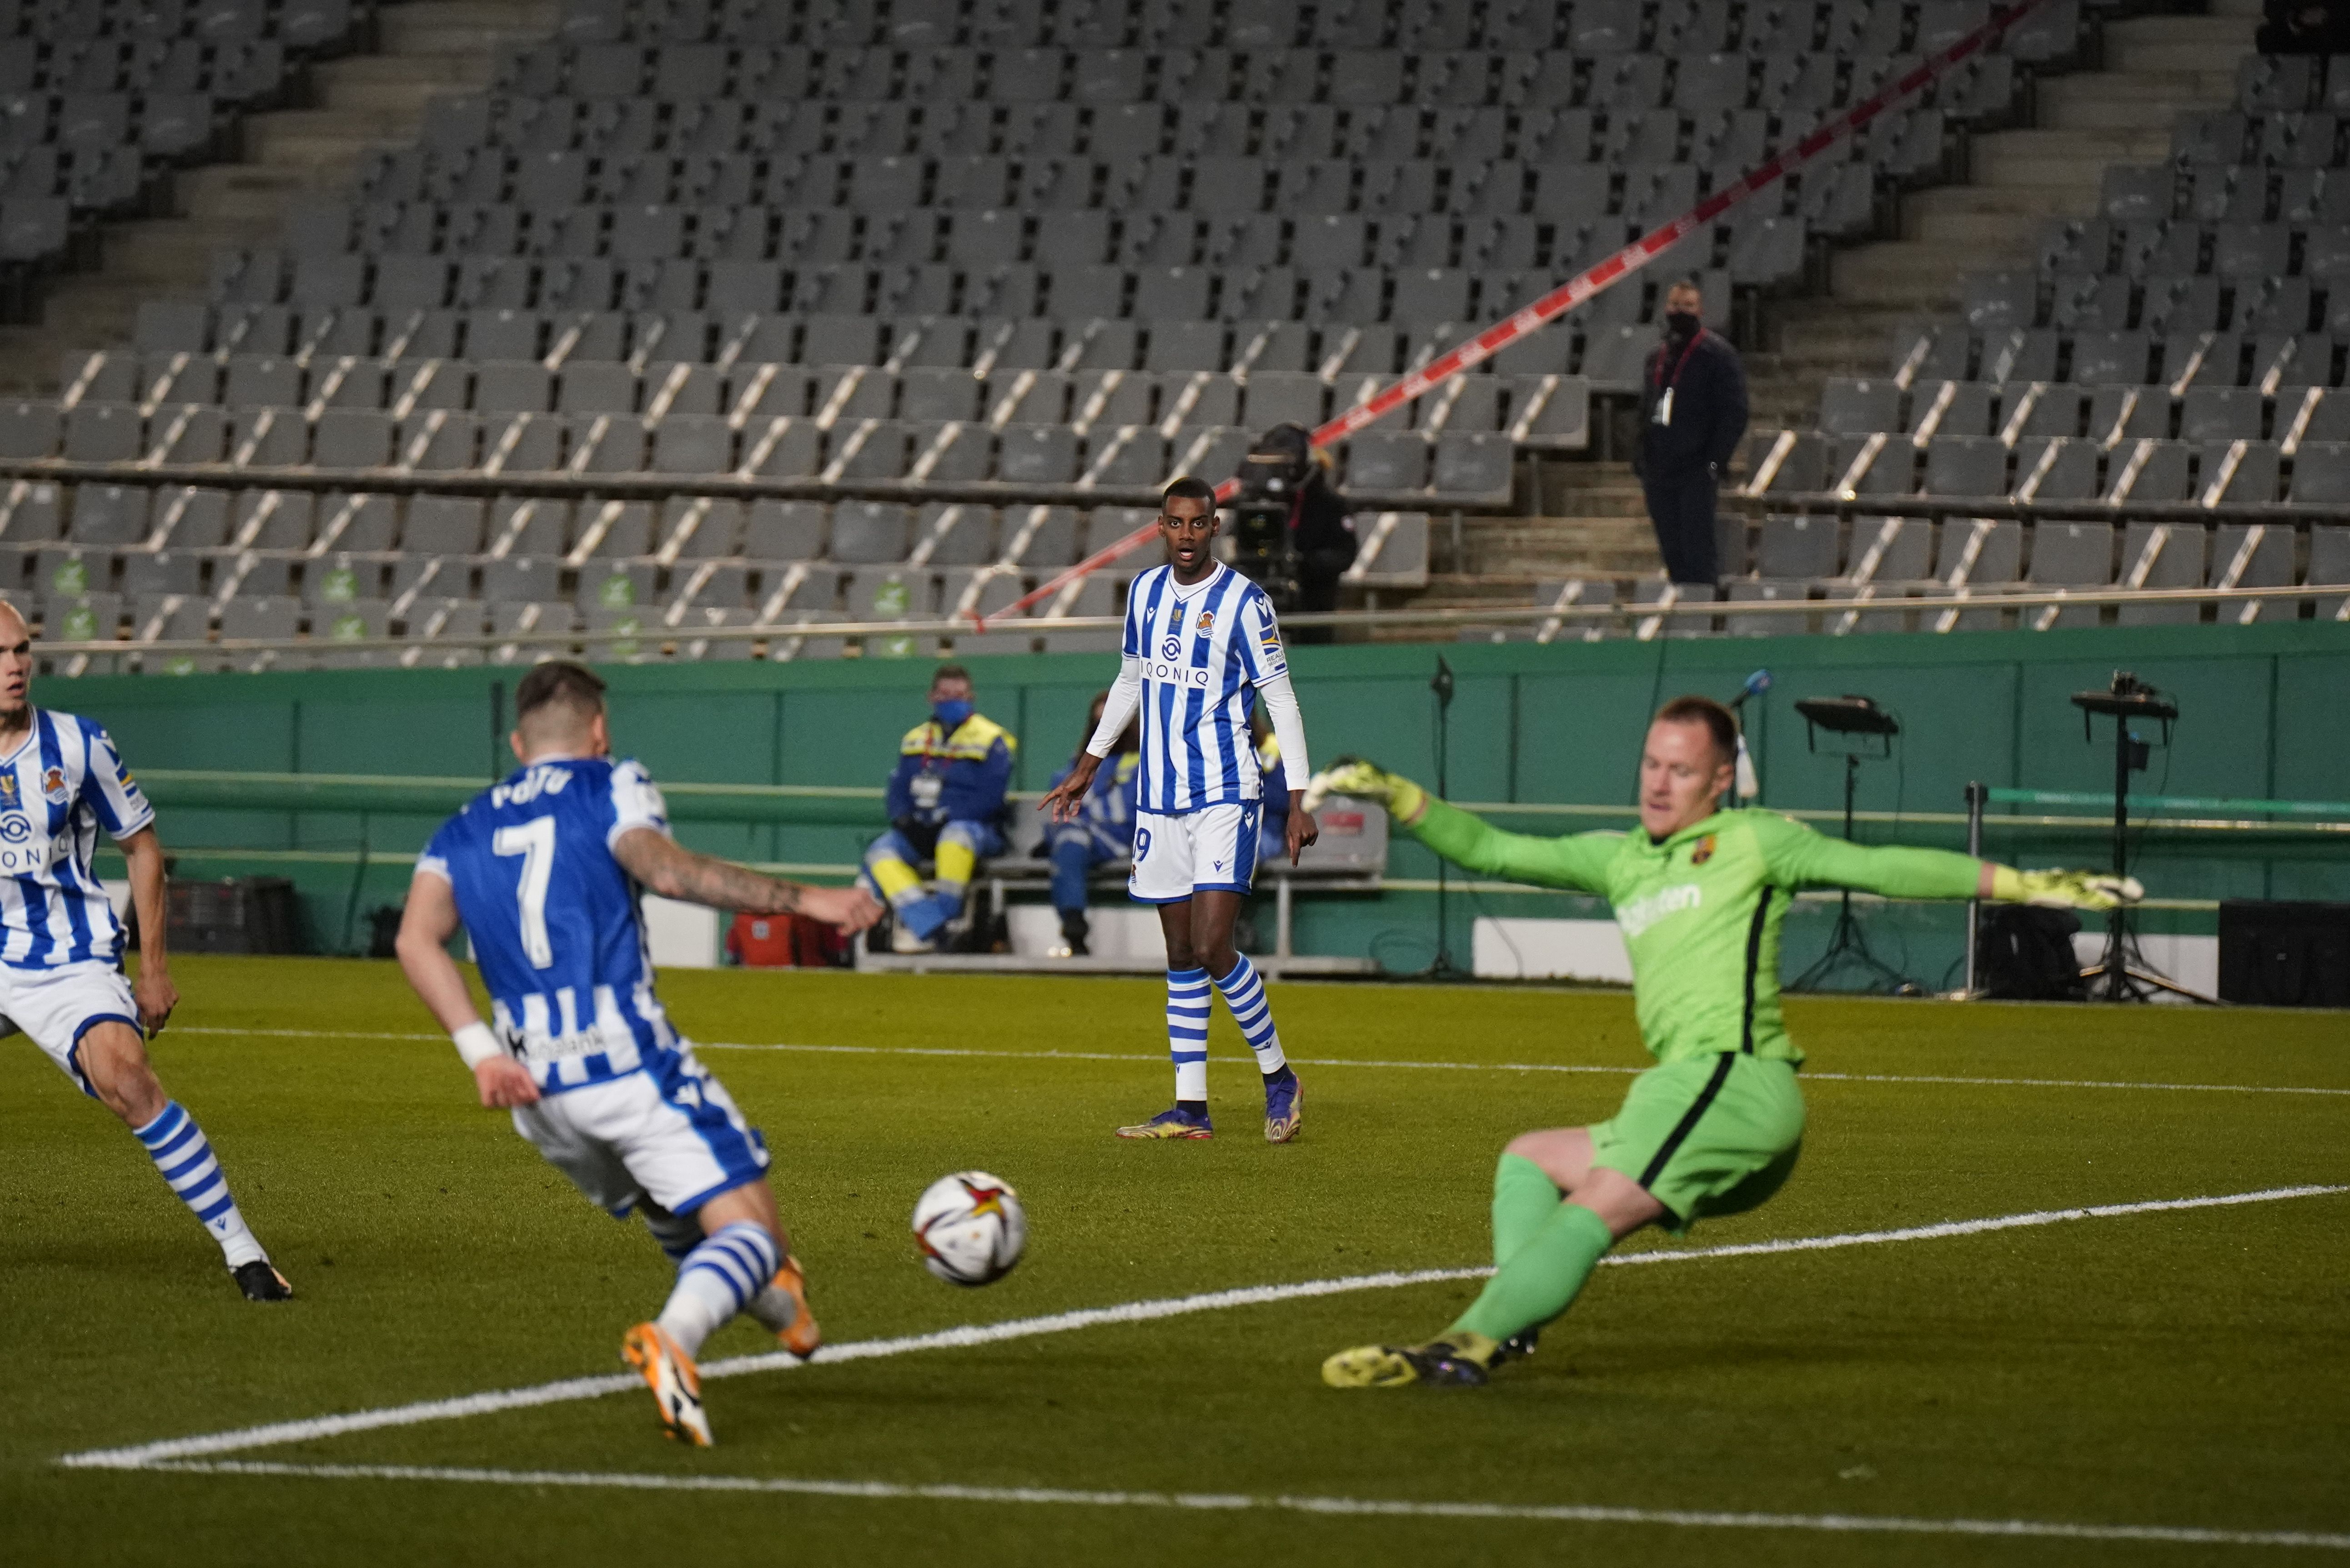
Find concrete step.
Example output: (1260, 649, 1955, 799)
(313, 55, 497, 112)
(0, 0, 559, 392)
(1971, 127, 2168, 191)
(2108, 35, 2256, 75)
(2109, 12, 2256, 44)
(1831, 242, 1980, 308)
(246, 107, 428, 155)
(96, 220, 271, 281)
(1904, 201, 2054, 250)
(2039, 74, 2236, 131)
(174, 164, 327, 223)
(382, 0, 557, 55)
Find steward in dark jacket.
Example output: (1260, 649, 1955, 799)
(1633, 280, 1749, 585)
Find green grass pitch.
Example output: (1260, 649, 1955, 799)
(4, 957, 2346, 1567)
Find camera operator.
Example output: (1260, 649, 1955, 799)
(1227, 422, 1357, 643)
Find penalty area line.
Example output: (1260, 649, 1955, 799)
(122, 1458, 2350, 1551)
(56, 1184, 2345, 1473)
(167, 1028, 2350, 1098)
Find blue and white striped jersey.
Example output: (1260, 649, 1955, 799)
(0, 709, 154, 970)
(417, 755, 684, 1094)
(1123, 562, 1289, 814)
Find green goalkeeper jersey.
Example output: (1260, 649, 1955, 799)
(1413, 800, 1982, 1065)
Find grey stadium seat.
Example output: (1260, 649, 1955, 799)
(1818, 378, 1902, 436)
(1346, 431, 1431, 491)
(2117, 521, 2209, 626)
(1754, 514, 1841, 578)
(1430, 432, 1512, 501)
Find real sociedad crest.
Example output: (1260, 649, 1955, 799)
(1195, 609, 1215, 632)
(41, 766, 66, 803)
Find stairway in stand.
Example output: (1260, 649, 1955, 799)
(0, 1, 558, 396)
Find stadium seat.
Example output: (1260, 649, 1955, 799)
(1754, 514, 1841, 578)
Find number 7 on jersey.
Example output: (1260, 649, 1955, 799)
(492, 816, 557, 968)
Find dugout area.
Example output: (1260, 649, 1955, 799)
(4, 957, 2345, 1566)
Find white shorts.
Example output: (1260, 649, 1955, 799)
(1130, 803, 1263, 903)
(510, 1045, 770, 1219)
(1, 960, 142, 1097)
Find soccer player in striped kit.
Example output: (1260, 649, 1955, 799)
(0, 600, 290, 1300)
(397, 663, 880, 1445)
(1042, 477, 1318, 1142)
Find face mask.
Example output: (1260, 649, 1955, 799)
(933, 698, 974, 732)
(1665, 310, 1700, 338)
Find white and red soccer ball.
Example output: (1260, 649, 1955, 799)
(911, 1171, 1027, 1287)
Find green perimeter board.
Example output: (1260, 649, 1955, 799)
(38, 621, 2350, 963)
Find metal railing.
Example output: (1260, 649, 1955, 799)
(0, 453, 1480, 518)
(1726, 488, 2350, 527)
(21, 578, 2347, 663)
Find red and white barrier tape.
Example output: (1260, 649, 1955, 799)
(979, 0, 2056, 630)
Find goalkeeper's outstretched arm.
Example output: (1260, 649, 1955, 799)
(1748, 813, 2142, 910)
(1305, 759, 1617, 893)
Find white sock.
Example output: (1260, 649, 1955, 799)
(134, 1102, 266, 1269)
(655, 1222, 778, 1358)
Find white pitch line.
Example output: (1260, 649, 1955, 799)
(58, 1185, 2345, 1473)
(124, 1458, 2350, 1551)
(167, 1028, 2350, 1099)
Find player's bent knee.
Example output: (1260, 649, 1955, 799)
(1505, 1126, 1594, 1190)
(78, 1021, 165, 1126)
(1576, 1166, 1671, 1239)
(693, 1179, 783, 1246)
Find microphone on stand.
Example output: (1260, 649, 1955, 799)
(1731, 669, 1770, 800)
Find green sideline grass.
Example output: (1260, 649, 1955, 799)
(3, 957, 2346, 1567)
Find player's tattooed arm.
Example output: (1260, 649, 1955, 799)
(612, 827, 883, 932)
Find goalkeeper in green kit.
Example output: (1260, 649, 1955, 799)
(1311, 695, 2139, 1389)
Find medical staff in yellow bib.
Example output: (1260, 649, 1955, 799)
(860, 664, 1016, 953)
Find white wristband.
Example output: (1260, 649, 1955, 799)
(451, 1021, 502, 1070)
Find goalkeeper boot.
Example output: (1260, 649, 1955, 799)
(1493, 1327, 1539, 1367)
(1322, 1332, 1501, 1389)
(230, 1260, 293, 1302)
(622, 1322, 713, 1447)
(1116, 1106, 1213, 1140)
(748, 1253, 823, 1358)
(1264, 1070, 1303, 1144)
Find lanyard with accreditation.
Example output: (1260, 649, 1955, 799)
(1649, 332, 1705, 427)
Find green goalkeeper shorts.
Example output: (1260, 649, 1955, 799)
(1590, 1052, 1806, 1235)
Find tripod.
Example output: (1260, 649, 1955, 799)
(1429, 653, 1457, 976)
(1791, 695, 1915, 995)
(2072, 677, 2214, 1004)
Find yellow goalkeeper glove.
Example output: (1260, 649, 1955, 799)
(1991, 866, 2144, 911)
(1302, 757, 1428, 824)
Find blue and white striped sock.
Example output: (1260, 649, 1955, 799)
(1166, 966, 1212, 1102)
(657, 1221, 779, 1357)
(1213, 955, 1288, 1076)
(133, 1101, 266, 1269)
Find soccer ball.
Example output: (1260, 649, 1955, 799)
(911, 1171, 1026, 1287)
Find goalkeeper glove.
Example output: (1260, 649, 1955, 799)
(1991, 866, 2144, 911)
(1303, 757, 1428, 824)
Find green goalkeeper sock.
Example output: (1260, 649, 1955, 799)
(1491, 1153, 1563, 1268)
(1450, 1201, 1615, 1343)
